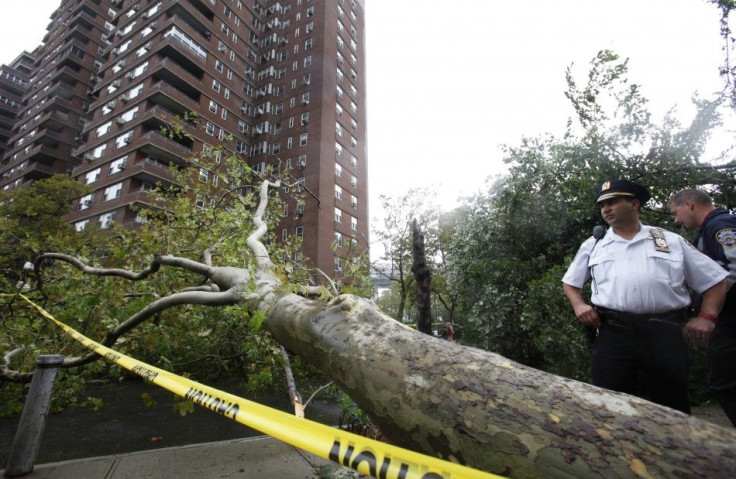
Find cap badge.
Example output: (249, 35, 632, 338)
(601, 181, 610, 190)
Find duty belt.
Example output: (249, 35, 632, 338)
(595, 307, 688, 331)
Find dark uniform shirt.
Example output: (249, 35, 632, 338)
(694, 207, 736, 325)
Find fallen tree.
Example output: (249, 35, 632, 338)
(6, 179, 736, 478)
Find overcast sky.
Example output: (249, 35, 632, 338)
(1, 1, 734, 228)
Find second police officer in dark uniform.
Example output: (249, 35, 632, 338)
(562, 180, 727, 413)
(669, 189, 736, 425)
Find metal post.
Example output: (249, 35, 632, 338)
(4, 355, 64, 478)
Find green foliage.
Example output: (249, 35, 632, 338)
(0, 130, 372, 416)
(448, 50, 736, 379)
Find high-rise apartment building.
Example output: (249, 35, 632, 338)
(0, 0, 368, 280)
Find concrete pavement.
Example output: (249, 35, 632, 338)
(1, 436, 334, 479)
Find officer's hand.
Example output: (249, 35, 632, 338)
(573, 303, 600, 328)
(683, 317, 715, 347)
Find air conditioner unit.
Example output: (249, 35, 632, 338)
(123, 137, 131, 144)
(125, 72, 135, 80)
(254, 127, 263, 134)
(149, 21, 157, 29)
(82, 199, 91, 207)
(120, 95, 130, 103)
(145, 41, 153, 49)
(112, 79, 122, 87)
(297, 159, 306, 168)
(302, 79, 310, 85)
(106, 100, 117, 109)
(84, 153, 95, 161)
(111, 47, 119, 55)
(240, 106, 248, 113)
(116, 117, 126, 125)
(116, 30, 124, 37)
(256, 107, 265, 115)
(301, 100, 309, 105)
(219, 45, 227, 52)
(133, 4, 140, 10)
(301, 118, 308, 125)
(142, 11, 149, 19)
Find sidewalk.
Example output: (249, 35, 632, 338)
(1, 436, 333, 479)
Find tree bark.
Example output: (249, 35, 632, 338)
(265, 293, 736, 478)
(411, 219, 433, 335)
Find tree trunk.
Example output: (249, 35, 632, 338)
(265, 293, 736, 478)
(411, 219, 433, 335)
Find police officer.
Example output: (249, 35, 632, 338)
(669, 189, 736, 425)
(562, 180, 727, 413)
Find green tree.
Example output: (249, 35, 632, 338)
(372, 187, 439, 321)
(0, 175, 91, 281)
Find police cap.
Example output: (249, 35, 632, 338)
(596, 180, 650, 204)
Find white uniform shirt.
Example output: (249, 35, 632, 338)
(562, 224, 728, 314)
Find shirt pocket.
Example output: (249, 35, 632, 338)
(588, 253, 616, 284)
(647, 250, 684, 286)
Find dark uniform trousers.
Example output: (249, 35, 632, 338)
(592, 308, 690, 414)
(708, 323, 736, 425)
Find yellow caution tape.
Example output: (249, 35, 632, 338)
(7, 294, 502, 479)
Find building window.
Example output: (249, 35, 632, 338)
(351, 195, 357, 208)
(85, 168, 101, 184)
(295, 226, 304, 238)
(78, 194, 94, 210)
(334, 231, 343, 247)
(336, 122, 343, 136)
(335, 143, 343, 157)
(334, 207, 343, 223)
(351, 217, 358, 231)
(303, 56, 312, 67)
(335, 257, 343, 272)
(103, 183, 123, 201)
(99, 212, 116, 229)
(209, 100, 218, 113)
(350, 155, 357, 168)
(335, 185, 343, 200)
(299, 133, 308, 146)
(206, 122, 215, 135)
(335, 162, 343, 177)
(108, 156, 128, 175)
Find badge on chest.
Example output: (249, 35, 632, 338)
(650, 228, 670, 253)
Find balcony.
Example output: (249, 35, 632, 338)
(146, 80, 199, 113)
(137, 130, 192, 167)
(149, 56, 203, 98)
